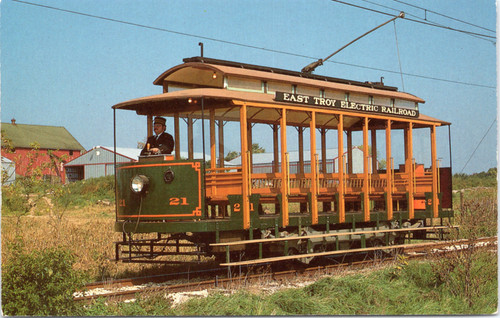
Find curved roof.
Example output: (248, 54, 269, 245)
(113, 88, 273, 110)
(113, 88, 449, 126)
(153, 57, 425, 104)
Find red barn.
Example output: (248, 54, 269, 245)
(1, 120, 85, 183)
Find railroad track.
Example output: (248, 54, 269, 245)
(74, 237, 497, 303)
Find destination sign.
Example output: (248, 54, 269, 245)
(274, 92, 419, 118)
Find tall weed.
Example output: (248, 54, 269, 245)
(2, 245, 85, 316)
(433, 190, 497, 311)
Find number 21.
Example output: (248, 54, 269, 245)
(169, 197, 189, 205)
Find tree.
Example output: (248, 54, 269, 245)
(224, 143, 266, 162)
(224, 151, 240, 162)
(252, 143, 266, 153)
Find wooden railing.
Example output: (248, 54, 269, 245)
(205, 166, 435, 200)
(205, 167, 243, 199)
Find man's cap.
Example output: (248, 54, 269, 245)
(154, 116, 166, 126)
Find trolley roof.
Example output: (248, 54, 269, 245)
(113, 57, 450, 127)
(152, 57, 424, 103)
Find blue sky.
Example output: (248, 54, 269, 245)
(1, 0, 497, 174)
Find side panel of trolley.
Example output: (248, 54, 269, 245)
(116, 160, 205, 220)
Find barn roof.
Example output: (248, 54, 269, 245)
(1, 123, 85, 151)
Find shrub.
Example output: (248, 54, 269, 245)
(59, 175, 115, 207)
(2, 246, 84, 316)
(453, 168, 497, 190)
(1, 184, 29, 215)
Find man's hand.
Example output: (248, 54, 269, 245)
(150, 148, 160, 154)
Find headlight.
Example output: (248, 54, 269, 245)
(131, 175, 149, 193)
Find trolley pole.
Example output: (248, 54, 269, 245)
(301, 12, 405, 73)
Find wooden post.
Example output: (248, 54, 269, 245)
(247, 121, 253, 172)
(147, 114, 153, 137)
(337, 114, 345, 223)
(431, 125, 438, 218)
(347, 130, 353, 174)
(174, 112, 180, 160)
(188, 115, 194, 160)
(240, 104, 250, 229)
(298, 126, 307, 212)
(321, 128, 327, 173)
(218, 119, 224, 168)
(210, 109, 216, 170)
(363, 117, 370, 222)
(321, 127, 331, 211)
(371, 128, 377, 174)
(407, 123, 414, 219)
(298, 127, 304, 174)
(280, 109, 289, 227)
(404, 128, 409, 161)
(385, 120, 393, 220)
(310, 112, 318, 224)
(273, 124, 279, 173)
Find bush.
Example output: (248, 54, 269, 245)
(2, 246, 84, 316)
(453, 168, 497, 190)
(1, 184, 29, 215)
(2, 175, 116, 215)
(59, 175, 115, 207)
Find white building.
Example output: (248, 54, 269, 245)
(226, 148, 365, 174)
(64, 146, 210, 182)
(1, 156, 16, 185)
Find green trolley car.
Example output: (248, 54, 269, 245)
(112, 57, 453, 265)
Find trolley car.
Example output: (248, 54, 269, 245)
(113, 57, 453, 265)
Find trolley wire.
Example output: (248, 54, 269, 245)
(355, 0, 495, 43)
(10, 0, 495, 89)
(391, 0, 496, 33)
(359, 0, 495, 34)
(331, 0, 496, 41)
(459, 118, 497, 174)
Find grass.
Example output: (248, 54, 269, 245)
(80, 255, 497, 315)
(1, 204, 215, 282)
(1, 207, 117, 280)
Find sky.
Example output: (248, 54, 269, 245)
(1, 0, 497, 174)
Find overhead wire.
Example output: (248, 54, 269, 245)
(356, 0, 495, 43)
(391, 0, 496, 33)
(10, 0, 495, 89)
(330, 0, 496, 41)
(459, 118, 497, 174)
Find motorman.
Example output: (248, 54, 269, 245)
(140, 116, 175, 156)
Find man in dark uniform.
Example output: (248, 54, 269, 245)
(140, 116, 175, 156)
